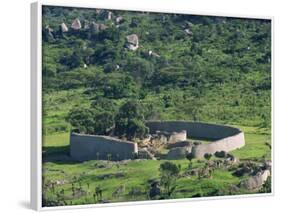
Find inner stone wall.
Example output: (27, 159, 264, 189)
(146, 121, 245, 158)
(146, 121, 241, 140)
(70, 133, 138, 161)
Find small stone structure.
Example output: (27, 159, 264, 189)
(146, 121, 245, 159)
(70, 132, 138, 161)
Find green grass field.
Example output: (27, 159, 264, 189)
(42, 125, 271, 206)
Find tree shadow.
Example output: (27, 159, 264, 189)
(42, 145, 79, 165)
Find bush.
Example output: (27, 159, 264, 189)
(214, 151, 228, 158)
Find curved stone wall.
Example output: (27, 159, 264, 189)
(70, 133, 138, 161)
(146, 121, 245, 158)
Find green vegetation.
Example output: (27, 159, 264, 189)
(42, 6, 271, 206)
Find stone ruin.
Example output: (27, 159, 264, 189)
(145, 121, 246, 159)
(70, 121, 246, 161)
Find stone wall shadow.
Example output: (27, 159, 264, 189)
(42, 145, 79, 165)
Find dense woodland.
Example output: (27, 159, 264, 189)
(42, 6, 271, 137)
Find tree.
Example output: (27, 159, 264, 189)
(115, 100, 148, 139)
(159, 162, 180, 197)
(67, 107, 96, 134)
(94, 112, 114, 135)
(59, 49, 83, 69)
(181, 96, 205, 121)
(124, 57, 154, 84)
(126, 119, 149, 139)
(186, 152, 194, 170)
(91, 97, 116, 113)
(204, 153, 212, 162)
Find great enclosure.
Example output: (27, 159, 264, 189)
(41, 5, 272, 207)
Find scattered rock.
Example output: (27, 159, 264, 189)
(100, 11, 112, 20)
(96, 9, 102, 14)
(184, 28, 193, 36)
(148, 50, 160, 58)
(116, 16, 124, 24)
(60, 22, 68, 33)
(71, 18, 82, 30)
(126, 34, 139, 51)
(54, 179, 68, 185)
(45, 25, 54, 39)
(138, 148, 156, 160)
(263, 160, 272, 170)
(240, 170, 270, 190)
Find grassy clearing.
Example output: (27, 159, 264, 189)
(230, 126, 271, 160)
(43, 159, 243, 205)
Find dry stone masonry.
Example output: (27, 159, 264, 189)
(146, 121, 245, 159)
(70, 121, 245, 161)
(70, 132, 138, 161)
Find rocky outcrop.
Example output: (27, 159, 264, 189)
(169, 130, 187, 143)
(126, 34, 139, 51)
(116, 16, 124, 24)
(184, 28, 193, 36)
(138, 148, 156, 160)
(71, 18, 82, 30)
(107, 11, 113, 20)
(240, 170, 271, 190)
(60, 23, 68, 33)
(44, 25, 54, 40)
(148, 50, 160, 58)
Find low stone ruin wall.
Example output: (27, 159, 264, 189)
(146, 121, 245, 158)
(192, 132, 245, 158)
(70, 133, 138, 161)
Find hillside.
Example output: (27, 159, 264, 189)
(42, 6, 271, 136)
